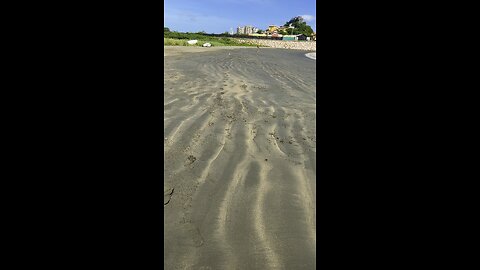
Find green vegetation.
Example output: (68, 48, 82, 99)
(284, 16, 314, 36)
(164, 38, 188, 46)
(163, 29, 260, 47)
(164, 31, 211, 41)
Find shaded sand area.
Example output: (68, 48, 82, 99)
(164, 46, 316, 269)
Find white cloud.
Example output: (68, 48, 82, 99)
(300, 15, 316, 22)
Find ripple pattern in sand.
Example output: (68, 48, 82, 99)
(164, 48, 316, 270)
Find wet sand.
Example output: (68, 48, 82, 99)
(164, 46, 316, 269)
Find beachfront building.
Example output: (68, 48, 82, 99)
(281, 34, 308, 41)
(237, 26, 245, 35)
(282, 35, 297, 41)
(267, 25, 279, 33)
(296, 34, 307, 40)
(237, 25, 260, 35)
(267, 25, 292, 35)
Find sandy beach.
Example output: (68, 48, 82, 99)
(164, 46, 316, 269)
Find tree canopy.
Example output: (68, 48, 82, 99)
(283, 16, 314, 36)
(164, 27, 170, 33)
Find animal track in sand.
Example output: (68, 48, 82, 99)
(187, 155, 197, 165)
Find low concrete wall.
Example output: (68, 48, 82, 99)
(236, 39, 316, 51)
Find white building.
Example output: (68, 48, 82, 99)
(237, 26, 245, 34)
(237, 25, 259, 35)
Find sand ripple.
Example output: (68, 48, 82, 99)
(164, 47, 316, 270)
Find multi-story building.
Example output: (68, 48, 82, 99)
(237, 26, 245, 35)
(268, 25, 279, 33)
(237, 25, 259, 35)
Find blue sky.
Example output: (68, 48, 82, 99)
(164, 0, 316, 34)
